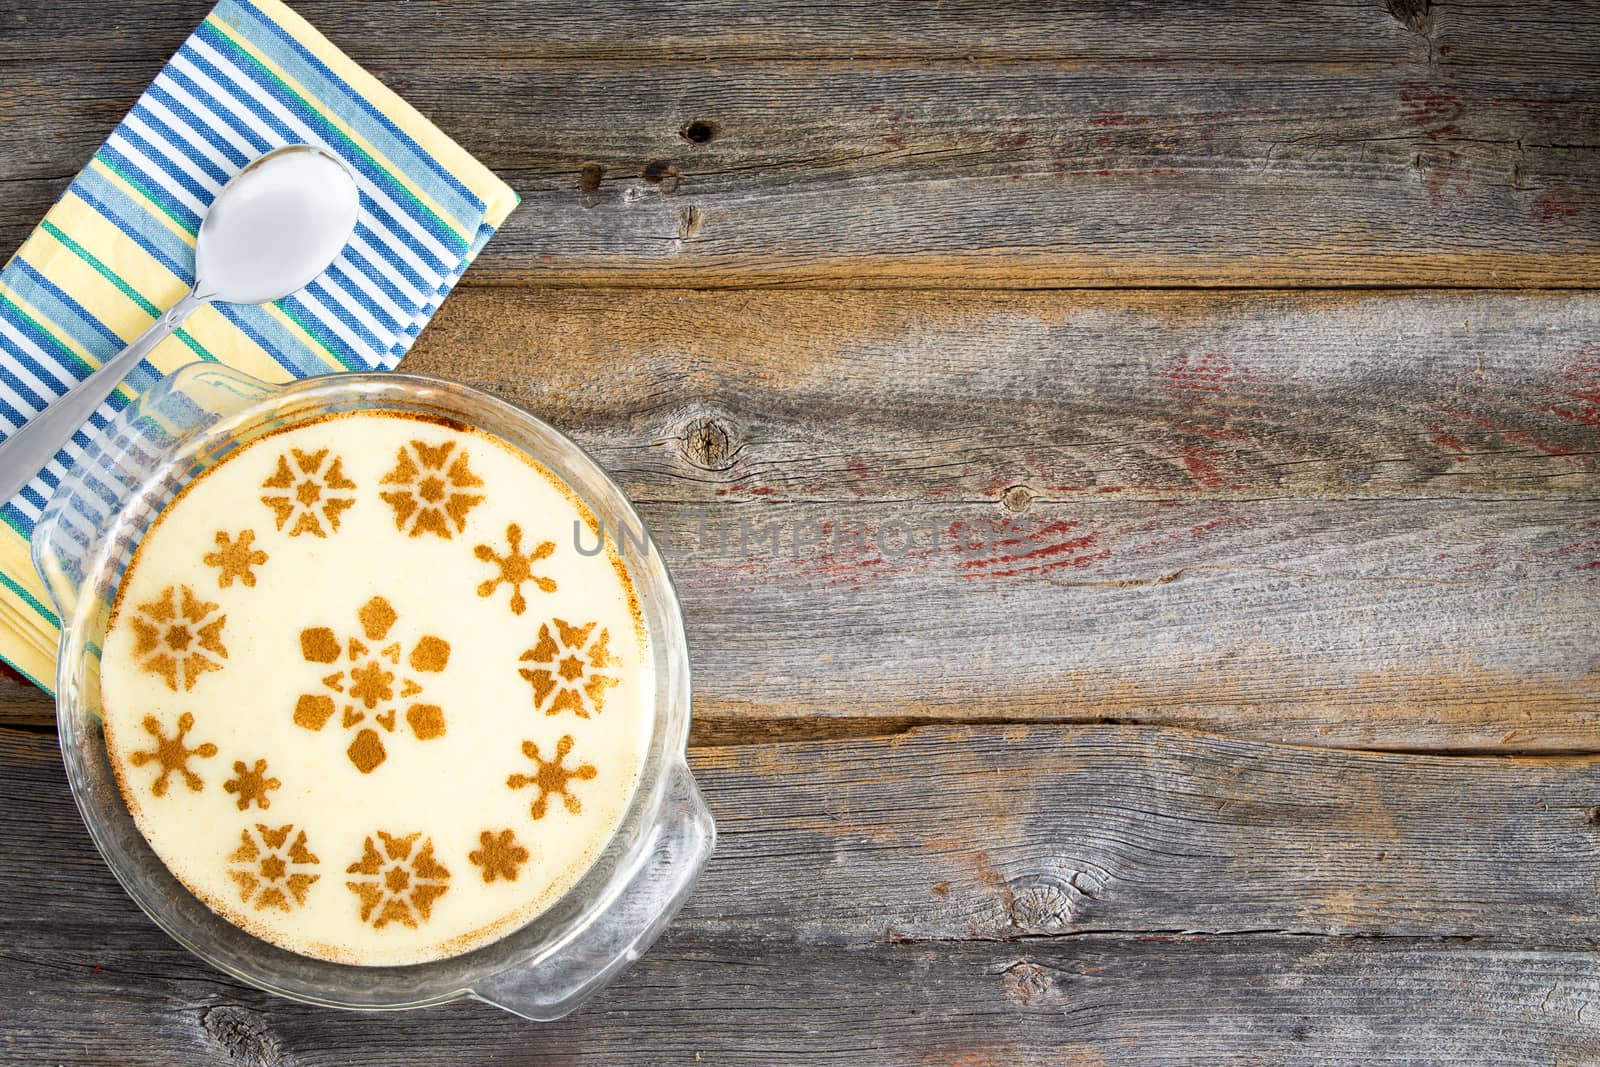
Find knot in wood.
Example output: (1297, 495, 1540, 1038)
(1000, 485, 1037, 513)
(1000, 960, 1061, 1007)
(683, 416, 734, 470)
(1006, 872, 1087, 933)
(200, 1005, 283, 1067)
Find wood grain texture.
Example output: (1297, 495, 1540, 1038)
(3, 3, 1598, 287)
(3, 3, 1599, 1059)
(407, 287, 1600, 502)
(7, 724, 1600, 1064)
(8, 937, 1600, 1067)
(1, 288, 1594, 749)
(414, 287, 1599, 751)
(0, 0, 1429, 63)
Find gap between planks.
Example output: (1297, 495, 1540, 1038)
(8, 709, 1600, 762)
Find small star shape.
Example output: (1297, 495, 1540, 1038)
(468, 829, 531, 883)
(203, 529, 268, 588)
(475, 523, 556, 615)
(223, 757, 281, 810)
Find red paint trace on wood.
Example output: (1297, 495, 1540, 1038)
(1088, 113, 1151, 127)
(1180, 444, 1241, 490)
(955, 518, 1112, 580)
(1541, 345, 1600, 431)
(1428, 424, 1471, 462)
(1160, 352, 1246, 396)
(1531, 190, 1581, 225)
(1435, 407, 1575, 457)
(1399, 82, 1466, 141)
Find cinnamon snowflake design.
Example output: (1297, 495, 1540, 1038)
(227, 823, 320, 912)
(345, 831, 450, 928)
(468, 829, 530, 883)
(260, 447, 357, 538)
(128, 584, 227, 691)
(203, 529, 268, 588)
(476, 523, 556, 615)
(518, 619, 619, 718)
(127, 712, 218, 796)
(223, 758, 281, 811)
(507, 734, 597, 820)
(294, 595, 450, 773)
(379, 439, 484, 539)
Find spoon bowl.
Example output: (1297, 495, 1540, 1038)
(0, 144, 360, 504)
(196, 145, 359, 304)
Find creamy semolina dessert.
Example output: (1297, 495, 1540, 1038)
(99, 412, 652, 966)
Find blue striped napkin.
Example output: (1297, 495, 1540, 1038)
(0, 0, 519, 687)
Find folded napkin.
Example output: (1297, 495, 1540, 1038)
(0, 0, 518, 689)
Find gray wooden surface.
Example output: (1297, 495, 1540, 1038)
(1, 1, 1599, 1064)
(4, 2, 1600, 287)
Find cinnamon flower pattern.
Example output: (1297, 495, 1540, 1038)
(379, 439, 484, 539)
(468, 829, 531, 883)
(260, 448, 357, 538)
(518, 619, 619, 718)
(294, 596, 451, 773)
(475, 523, 556, 615)
(223, 758, 281, 811)
(345, 831, 450, 928)
(203, 529, 269, 588)
(128, 584, 228, 691)
(227, 823, 320, 912)
(507, 734, 597, 820)
(127, 711, 217, 796)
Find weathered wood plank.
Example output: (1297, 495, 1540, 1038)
(3, 8, 1598, 287)
(7, 0, 1598, 67)
(3, 289, 1596, 748)
(643, 497, 1600, 750)
(3, 496, 1595, 747)
(6, 725, 1600, 1064)
(406, 287, 1600, 502)
(10, 724, 1600, 946)
(0, 0, 1436, 64)
(6, 935, 1600, 1067)
(415, 287, 1594, 751)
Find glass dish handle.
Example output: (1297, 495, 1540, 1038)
(472, 759, 715, 1021)
(31, 362, 277, 619)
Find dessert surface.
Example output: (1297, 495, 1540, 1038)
(100, 411, 652, 965)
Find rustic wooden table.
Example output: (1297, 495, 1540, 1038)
(3, 1, 1599, 1063)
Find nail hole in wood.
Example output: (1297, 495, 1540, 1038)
(642, 160, 681, 194)
(680, 120, 719, 145)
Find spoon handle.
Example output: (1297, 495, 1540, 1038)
(0, 290, 210, 505)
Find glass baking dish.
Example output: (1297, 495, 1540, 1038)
(30, 362, 713, 1019)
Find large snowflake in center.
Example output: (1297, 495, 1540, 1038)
(294, 595, 451, 773)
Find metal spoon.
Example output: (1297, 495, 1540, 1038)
(0, 144, 360, 502)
